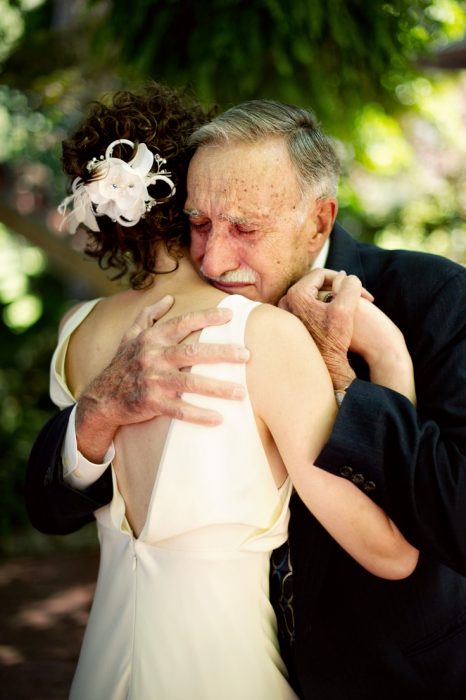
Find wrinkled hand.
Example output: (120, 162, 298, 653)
(279, 269, 371, 389)
(280, 269, 415, 401)
(76, 296, 250, 461)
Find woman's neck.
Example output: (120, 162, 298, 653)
(149, 252, 203, 293)
(140, 249, 226, 307)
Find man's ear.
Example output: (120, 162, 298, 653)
(308, 197, 338, 253)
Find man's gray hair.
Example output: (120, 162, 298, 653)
(188, 99, 341, 198)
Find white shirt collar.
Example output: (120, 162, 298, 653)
(311, 238, 330, 270)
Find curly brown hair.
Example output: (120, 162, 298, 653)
(62, 83, 213, 289)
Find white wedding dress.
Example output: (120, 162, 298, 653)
(50, 294, 297, 700)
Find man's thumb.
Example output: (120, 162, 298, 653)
(123, 295, 175, 342)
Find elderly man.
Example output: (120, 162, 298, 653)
(26, 100, 466, 699)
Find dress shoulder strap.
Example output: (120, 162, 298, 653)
(49, 298, 102, 409)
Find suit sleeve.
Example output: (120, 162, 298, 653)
(25, 406, 113, 534)
(315, 266, 466, 576)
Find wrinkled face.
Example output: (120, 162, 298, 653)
(186, 138, 331, 304)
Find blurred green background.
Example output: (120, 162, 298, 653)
(1, 0, 465, 554)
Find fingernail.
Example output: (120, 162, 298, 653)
(232, 386, 246, 399)
(237, 347, 250, 361)
(208, 413, 223, 426)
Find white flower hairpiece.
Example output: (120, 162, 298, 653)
(57, 138, 176, 233)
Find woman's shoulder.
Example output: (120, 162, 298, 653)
(57, 297, 102, 337)
(64, 288, 142, 396)
(65, 288, 140, 359)
(248, 301, 314, 348)
(60, 288, 137, 333)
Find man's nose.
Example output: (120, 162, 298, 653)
(201, 227, 239, 278)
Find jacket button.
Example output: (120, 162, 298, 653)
(351, 473, 365, 486)
(339, 466, 353, 478)
(363, 480, 376, 492)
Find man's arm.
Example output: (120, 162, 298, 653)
(25, 406, 113, 534)
(281, 266, 466, 576)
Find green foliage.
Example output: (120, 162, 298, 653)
(84, 0, 464, 134)
(0, 230, 71, 541)
(338, 72, 466, 264)
(374, 191, 466, 260)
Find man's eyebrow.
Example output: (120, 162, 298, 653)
(183, 208, 262, 226)
(221, 213, 250, 225)
(183, 208, 203, 217)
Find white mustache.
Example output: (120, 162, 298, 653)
(201, 266, 257, 284)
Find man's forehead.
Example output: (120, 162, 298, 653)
(185, 173, 302, 213)
(185, 137, 311, 227)
(189, 137, 296, 177)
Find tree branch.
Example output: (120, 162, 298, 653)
(0, 199, 118, 296)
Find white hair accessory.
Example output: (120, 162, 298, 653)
(57, 139, 176, 233)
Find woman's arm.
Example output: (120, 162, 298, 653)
(246, 303, 419, 580)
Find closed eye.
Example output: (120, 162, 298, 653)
(189, 220, 211, 232)
(236, 226, 257, 235)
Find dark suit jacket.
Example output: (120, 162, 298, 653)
(288, 223, 466, 699)
(25, 223, 466, 698)
(25, 405, 112, 534)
